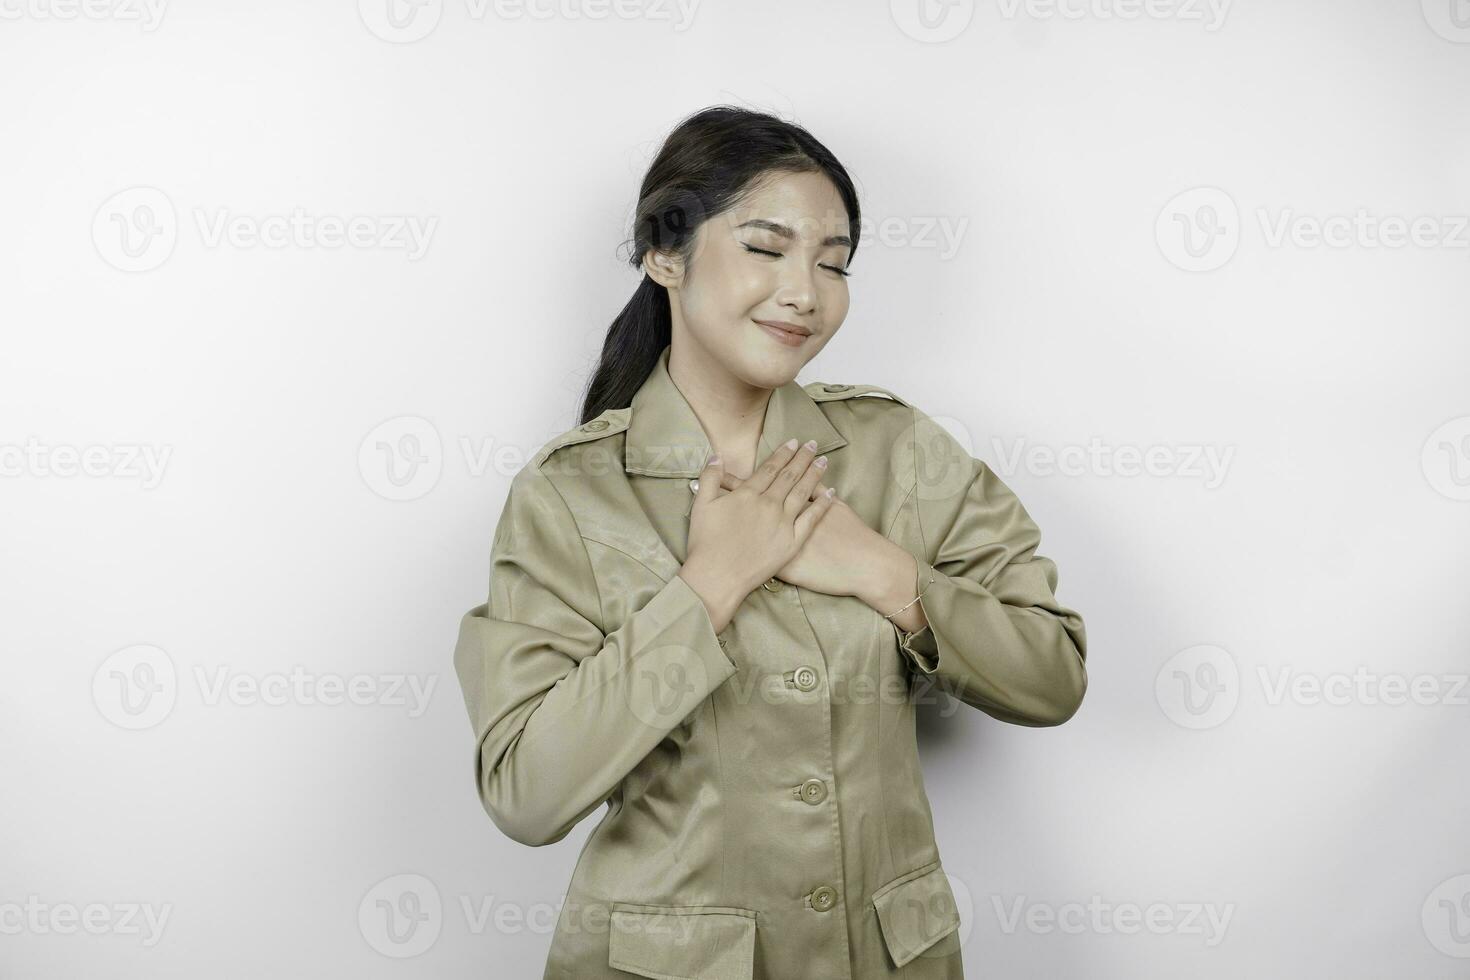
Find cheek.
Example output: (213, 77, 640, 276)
(685, 249, 764, 310)
(689, 264, 770, 322)
(822, 280, 851, 323)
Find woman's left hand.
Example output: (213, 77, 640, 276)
(708, 471, 890, 599)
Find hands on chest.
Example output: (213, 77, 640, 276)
(676, 437, 924, 634)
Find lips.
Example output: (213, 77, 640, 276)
(754, 319, 812, 347)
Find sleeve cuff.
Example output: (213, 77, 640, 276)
(893, 557, 941, 675)
(659, 572, 740, 676)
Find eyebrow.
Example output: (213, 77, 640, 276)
(736, 218, 853, 251)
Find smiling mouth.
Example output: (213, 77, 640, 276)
(754, 320, 812, 346)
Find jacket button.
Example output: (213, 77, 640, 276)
(822, 383, 852, 393)
(792, 666, 818, 692)
(761, 577, 783, 592)
(797, 778, 827, 805)
(689, 478, 699, 494)
(582, 419, 609, 432)
(810, 885, 837, 912)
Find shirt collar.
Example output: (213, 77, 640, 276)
(624, 344, 847, 477)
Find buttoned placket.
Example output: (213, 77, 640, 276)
(775, 605, 846, 955)
(626, 344, 857, 977)
(708, 482, 851, 971)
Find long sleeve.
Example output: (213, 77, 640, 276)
(452, 464, 738, 847)
(889, 411, 1088, 727)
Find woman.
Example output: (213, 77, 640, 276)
(452, 106, 1088, 979)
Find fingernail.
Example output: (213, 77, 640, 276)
(804, 439, 818, 451)
(708, 453, 721, 464)
(814, 455, 828, 467)
(825, 487, 836, 498)
(785, 437, 798, 449)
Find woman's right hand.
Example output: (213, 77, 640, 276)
(677, 437, 836, 632)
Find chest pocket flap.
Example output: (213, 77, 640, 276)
(870, 861, 962, 969)
(608, 902, 756, 980)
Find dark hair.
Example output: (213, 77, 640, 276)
(577, 106, 862, 425)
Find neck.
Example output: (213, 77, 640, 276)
(667, 336, 773, 479)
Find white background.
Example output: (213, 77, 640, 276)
(2, 0, 1468, 977)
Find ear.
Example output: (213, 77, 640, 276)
(642, 248, 685, 289)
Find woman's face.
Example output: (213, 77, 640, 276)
(648, 169, 854, 389)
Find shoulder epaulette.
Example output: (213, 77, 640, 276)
(803, 381, 912, 408)
(532, 408, 630, 470)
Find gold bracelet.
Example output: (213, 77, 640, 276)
(883, 566, 935, 621)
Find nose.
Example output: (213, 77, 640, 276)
(776, 264, 817, 316)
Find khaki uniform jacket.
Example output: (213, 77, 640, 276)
(452, 344, 1088, 979)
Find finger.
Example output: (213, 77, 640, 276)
(787, 453, 828, 513)
(742, 471, 825, 499)
(695, 453, 724, 506)
(720, 470, 818, 498)
(765, 439, 817, 501)
(794, 486, 837, 539)
(747, 438, 800, 494)
(720, 470, 823, 502)
(792, 478, 828, 500)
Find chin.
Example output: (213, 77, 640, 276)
(750, 323, 825, 366)
(736, 343, 813, 388)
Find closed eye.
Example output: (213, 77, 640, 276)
(742, 243, 852, 278)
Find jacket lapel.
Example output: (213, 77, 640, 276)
(624, 344, 847, 478)
(601, 343, 848, 582)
